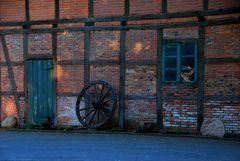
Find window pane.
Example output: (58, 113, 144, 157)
(181, 42, 195, 56)
(181, 69, 195, 82)
(165, 57, 177, 68)
(181, 57, 195, 69)
(164, 69, 177, 81)
(165, 44, 177, 56)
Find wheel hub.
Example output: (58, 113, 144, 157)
(94, 101, 102, 109)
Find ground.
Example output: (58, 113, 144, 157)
(0, 131, 239, 161)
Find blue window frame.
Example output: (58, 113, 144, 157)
(162, 42, 197, 82)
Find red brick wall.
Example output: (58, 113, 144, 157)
(167, 0, 203, 13)
(57, 31, 85, 61)
(163, 100, 197, 129)
(0, 0, 25, 22)
(209, 0, 240, 10)
(204, 101, 240, 133)
(28, 33, 52, 55)
(60, 0, 88, 19)
(130, 0, 162, 15)
(0, 0, 239, 134)
(29, 0, 54, 20)
(94, 0, 124, 16)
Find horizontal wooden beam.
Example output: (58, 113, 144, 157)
(126, 60, 156, 65)
(0, 91, 25, 96)
(205, 57, 240, 64)
(204, 95, 240, 101)
(54, 92, 240, 101)
(0, 7, 239, 27)
(0, 62, 24, 66)
(1, 17, 239, 35)
(26, 54, 53, 60)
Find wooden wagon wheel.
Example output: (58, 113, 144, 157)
(76, 80, 117, 128)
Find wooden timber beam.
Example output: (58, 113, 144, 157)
(0, 7, 239, 27)
(84, 0, 93, 87)
(1, 16, 239, 35)
(204, 0, 209, 11)
(0, 34, 23, 125)
(118, 0, 129, 129)
(197, 17, 205, 131)
(25, 0, 30, 21)
(52, 0, 60, 125)
(162, 0, 167, 13)
(157, 29, 163, 128)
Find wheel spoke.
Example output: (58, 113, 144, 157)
(102, 98, 115, 105)
(100, 109, 107, 119)
(81, 97, 90, 104)
(93, 85, 99, 101)
(97, 109, 100, 124)
(98, 84, 105, 101)
(101, 89, 111, 102)
(76, 81, 117, 128)
(101, 105, 112, 117)
(79, 106, 94, 111)
(82, 108, 95, 120)
(88, 109, 97, 125)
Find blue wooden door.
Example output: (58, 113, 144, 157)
(27, 59, 54, 125)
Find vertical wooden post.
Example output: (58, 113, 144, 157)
(84, 0, 93, 87)
(162, 0, 167, 13)
(52, 0, 59, 125)
(0, 34, 23, 124)
(203, 0, 209, 11)
(0, 36, 1, 126)
(118, 0, 129, 129)
(197, 17, 205, 131)
(25, 0, 30, 22)
(156, 29, 163, 128)
(23, 32, 30, 123)
(24, 0, 30, 124)
(119, 27, 126, 129)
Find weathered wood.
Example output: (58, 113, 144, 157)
(162, 0, 167, 13)
(25, 0, 30, 21)
(1, 16, 239, 35)
(55, 0, 60, 21)
(119, 29, 126, 129)
(1, 7, 239, 27)
(27, 54, 53, 60)
(0, 91, 25, 96)
(125, 95, 198, 101)
(0, 34, 23, 124)
(52, 25, 58, 125)
(157, 29, 163, 128)
(0, 62, 24, 66)
(204, 0, 209, 11)
(125, 0, 129, 16)
(57, 92, 79, 97)
(84, 30, 90, 86)
(23, 32, 30, 123)
(58, 60, 84, 65)
(126, 60, 156, 65)
(89, 0, 94, 18)
(197, 21, 205, 131)
(0, 41, 1, 126)
(205, 57, 240, 64)
(204, 95, 240, 101)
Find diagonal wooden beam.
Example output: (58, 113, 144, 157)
(0, 34, 23, 125)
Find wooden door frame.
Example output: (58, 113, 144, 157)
(25, 57, 56, 125)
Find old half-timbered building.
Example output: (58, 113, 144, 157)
(0, 0, 239, 134)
